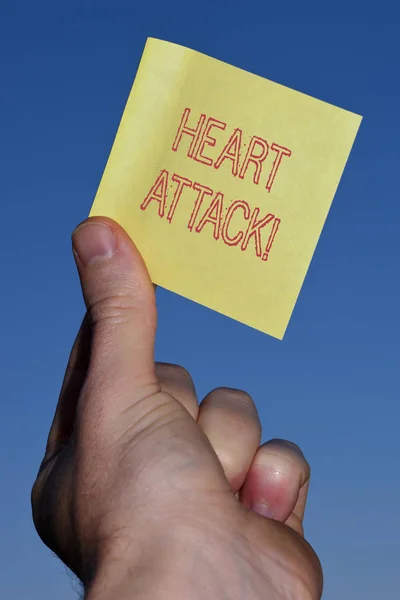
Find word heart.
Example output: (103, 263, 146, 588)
(172, 108, 291, 192)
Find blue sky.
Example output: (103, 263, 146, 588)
(1, 2, 399, 599)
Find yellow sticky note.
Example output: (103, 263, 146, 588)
(90, 38, 362, 339)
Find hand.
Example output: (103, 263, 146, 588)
(32, 217, 322, 599)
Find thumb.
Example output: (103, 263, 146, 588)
(72, 217, 160, 416)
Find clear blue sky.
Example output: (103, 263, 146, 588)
(1, 2, 399, 599)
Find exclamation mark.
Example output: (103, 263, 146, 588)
(262, 217, 281, 261)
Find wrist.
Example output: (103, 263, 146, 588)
(84, 501, 242, 600)
(84, 519, 234, 600)
(84, 535, 175, 600)
(84, 524, 201, 600)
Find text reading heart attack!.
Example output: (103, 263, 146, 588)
(141, 108, 291, 262)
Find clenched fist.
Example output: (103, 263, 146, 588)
(32, 217, 322, 600)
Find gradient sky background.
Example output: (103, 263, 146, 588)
(1, 2, 399, 599)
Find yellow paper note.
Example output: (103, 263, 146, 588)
(90, 38, 362, 339)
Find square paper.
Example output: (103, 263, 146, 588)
(90, 38, 362, 338)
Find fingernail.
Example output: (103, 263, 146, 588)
(250, 503, 274, 519)
(72, 222, 116, 266)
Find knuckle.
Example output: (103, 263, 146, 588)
(156, 363, 193, 383)
(88, 291, 149, 327)
(266, 439, 310, 472)
(210, 387, 255, 408)
(270, 439, 306, 460)
(229, 411, 260, 439)
(206, 388, 261, 432)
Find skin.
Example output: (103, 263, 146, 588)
(31, 216, 323, 600)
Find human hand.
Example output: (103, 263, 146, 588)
(32, 217, 322, 599)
